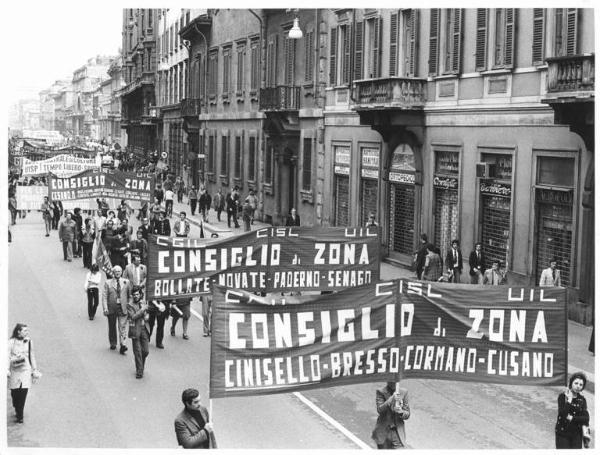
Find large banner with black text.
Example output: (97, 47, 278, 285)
(209, 281, 567, 398)
(146, 226, 380, 299)
(47, 168, 154, 202)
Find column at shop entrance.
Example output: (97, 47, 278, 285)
(389, 183, 415, 254)
(334, 175, 349, 226)
(360, 145, 380, 224)
(535, 189, 574, 286)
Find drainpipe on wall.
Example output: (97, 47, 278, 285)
(193, 20, 209, 187)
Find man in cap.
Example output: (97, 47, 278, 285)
(102, 265, 131, 354)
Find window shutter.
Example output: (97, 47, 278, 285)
(329, 27, 337, 85)
(532, 9, 545, 65)
(429, 9, 439, 75)
(354, 22, 364, 80)
(452, 9, 463, 73)
(475, 9, 488, 71)
(373, 17, 383, 78)
(504, 9, 516, 68)
(389, 13, 398, 76)
(343, 24, 351, 84)
(409, 10, 419, 77)
(566, 8, 578, 56)
(304, 30, 314, 82)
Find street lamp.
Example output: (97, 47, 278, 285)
(288, 17, 303, 39)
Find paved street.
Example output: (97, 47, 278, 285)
(7, 212, 594, 449)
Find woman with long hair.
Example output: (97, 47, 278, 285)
(84, 264, 102, 320)
(555, 372, 591, 448)
(8, 323, 41, 423)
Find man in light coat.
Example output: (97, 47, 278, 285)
(540, 258, 562, 287)
(58, 211, 77, 261)
(123, 254, 147, 288)
(102, 265, 131, 354)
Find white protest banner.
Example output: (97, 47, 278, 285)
(15, 186, 47, 210)
(21, 154, 98, 177)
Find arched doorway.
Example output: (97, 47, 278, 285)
(386, 143, 420, 261)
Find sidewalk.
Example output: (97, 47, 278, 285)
(171, 197, 595, 392)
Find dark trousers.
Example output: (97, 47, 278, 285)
(132, 328, 150, 376)
(202, 296, 212, 335)
(62, 240, 73, 260)
(10, 387, 28, 420)
(10, 209, 16, 225)
(450, 268, 461, 283)
(73, 238, 81, 257)
(87, 288, 99, 318)
(227, 208, 239, 228)
(148, 311, 167, 346)
(190, 199, 197, 216)
(177, 190, 184, 203)
(165, 200, 173, 217)
(82, 241, 93, 268)
(216, 208, 223, 222)
(52, 216, 59, 229)
(556, 432, 583, 449)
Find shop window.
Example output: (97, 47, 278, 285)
(537, 156, 575, 187)
(335, 176, 350, 226)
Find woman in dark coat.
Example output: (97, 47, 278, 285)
(555, 372, 590, 449)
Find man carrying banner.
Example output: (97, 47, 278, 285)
(102, 265, 131, 354)
(170, 298, 192, 340)
(127, 286, 151, 379)
(58, 211, 77, 262)
(174, 211, 191, 238)
(174, 388, 217, 449)
(372, 382, 410, 449)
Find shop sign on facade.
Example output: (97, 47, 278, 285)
(334, 146, 351, 176)
(535, 188, 573, 205)
(389, 172, 415, 184)
(361, 148, 380, 179)
(480, 180, 511, 197)
(433, 176, 458, 189)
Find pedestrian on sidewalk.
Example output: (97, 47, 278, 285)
(84, 264, 102, 320)
(81, 219, 96, 269)
(413, 234, 428, 280)
(40, 196, 52, 237)
(199, 188, 212, 223)
(154, 183, 164, 205)
(188, 186, 198, 216)
(422, 243, 442, 281)
(127, 286, 151, 379)
(170, 298, 191, 339)
(174, 211, 192, 238)
(175, 177, 185, 203)
(8, 323, 41, 424)
(555, 372, 590, 449)
(212, 189, 225, 222)
(242, 201, 253, 232)
(226, 187, 240, 228)
(483, 260, 507, 285)
(540, 258, 562, 287)
(148, 300, 169, 349)
(445, 239, 463, 283)
(285, 208, 301, 226)
(153, 211, 172, 236)
(58, 211, 77, 262)
(174, 388, 217, 449)
(366, 212, 379, 227)
(165, 187, 175, 218)
(102, 265, 130, 354)
(468, 242, 486, 284)
(372, 381, 410, 449)
(244, 189, 258, 224)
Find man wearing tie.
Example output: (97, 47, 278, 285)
(102, 265, 131, 354)
(445, 239, 463, 283)
(539, 258, 562, 287)
(483, 260, 507, 285)
(468, 242, 486, 284)
(123, 254, 147, 288)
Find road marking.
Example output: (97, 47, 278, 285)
(292, 391, 371, 449)
(190, 304, 371, 449)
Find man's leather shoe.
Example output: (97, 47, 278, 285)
(182, 334, 189, 340)
(119, 345, 127, 355)
(156, 344, 164, 349)
(110, 345, 116, 350)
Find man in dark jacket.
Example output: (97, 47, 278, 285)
(199, 189, 212, 223)
(413, 233, 428, 280)
(445, 239, 463, 283)
(285, 208, 301, 226)
(174, 388, 217, 449)
(153, 211, 171, 236)
(468, 242, 486, 284)
(71, 207, 83, 258)
(372, 382, 410, 449)
(226, 187, 240, 228)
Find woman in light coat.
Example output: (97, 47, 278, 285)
(8, 323, 41, 423)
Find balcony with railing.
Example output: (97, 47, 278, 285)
(181, 98, 202, 118)
(546, 54, 595, 96)
(352, 77, 427, 110)
(259, 86, 300, 111)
